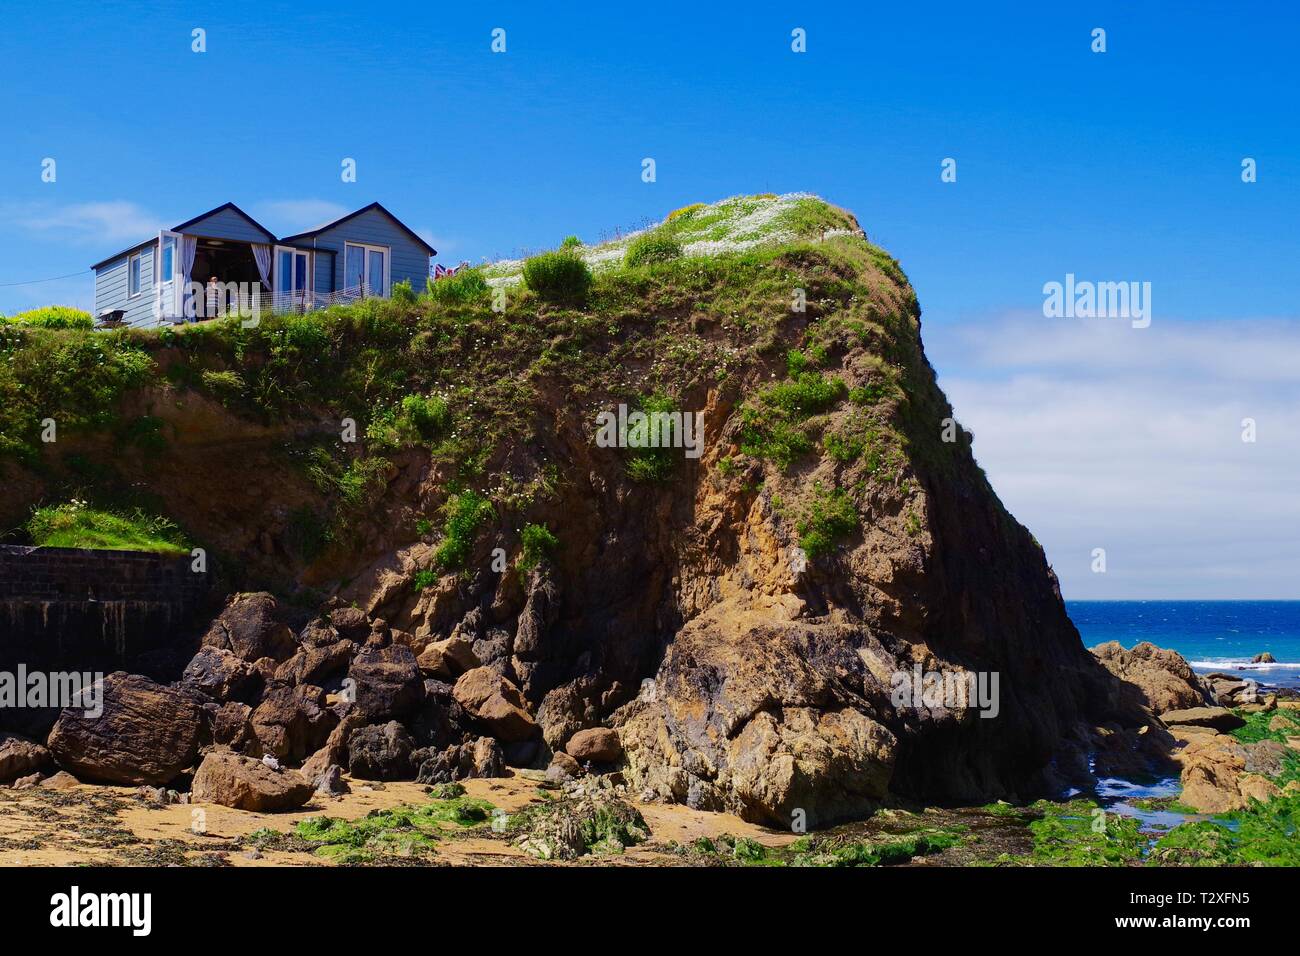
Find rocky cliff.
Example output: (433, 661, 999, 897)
(0, 194, 1147, 825)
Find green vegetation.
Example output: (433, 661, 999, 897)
(426, 267, 489, 305)
(623, 393, 682, 483)
(624, 231, 683, 267)
(1230, 706, 1300, 744)
(676, 827, 963, 867)
(367, 393, 450, 450)
(280, 795, 495, 864)
(26, 501, 189, 554)
(796, 483, 859, 557)
(523, 249, 592, 305)
(3, 305, 94, 330)
(1024, 799, 1147, 866)
(509, 796, 650, 859)
(433, 489, 494, 571)
(518, 522, 558, 570)
(1148, 794, 1300, 866)
(738, 352, 847, 470)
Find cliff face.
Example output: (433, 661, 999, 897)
(0, 195, 1129, 825)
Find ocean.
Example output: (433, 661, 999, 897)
(1066, 600, 1300, 691)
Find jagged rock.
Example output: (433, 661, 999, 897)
(182, 646, 261, 703)
(1253, 652, 1276, 663)
(329, 606, 371, 642)
(1204, 674, 1257, 707)
(413, 736, 505, 783)
(348, 645, 425, 721)
(298, 618, 342, 648)
(537, 685, 593, 750)
(416, 638, 480, 680)
(201, 701, 253, 750)
(453, 668, 538, 742)
(347, 721, 416, 780)
(409, 680, 470, 749)
(47, 673, 201, 786)
(471, 629, 512, 675)
(250, 684, 337, 762)
(0, 733, 51, 784)
(201, 592, 296, 663)
(1090, 642, 1215, 715)
(1161, 706, 1246, 732)
(12, 773, 41, 789)
(566, 727, 622, 763)
(313, 763, 350, 796)
(274, 640, 354, 687)
(1244, 739, 1288, 777)
(301, 711, 367, 783)
(191, 751, 313, 811)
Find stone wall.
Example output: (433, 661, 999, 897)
(0, 545, 214, 682)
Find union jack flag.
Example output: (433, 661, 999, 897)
(432, 261, 470, 280)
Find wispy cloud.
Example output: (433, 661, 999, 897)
(252, 199, 350, 234)
(926, 315, 1300, 599)
(2, 201, 165, 245)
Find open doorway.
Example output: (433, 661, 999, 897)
(191, 239, 260, 287)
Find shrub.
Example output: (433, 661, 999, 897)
(390, 278, 417, 305)
(5, 306, 94, 330)
(560, 236, 582, 249)
(427, 267, 490, 305)
(523, 250, 592, 305)
(624, 231, 683, 268)
(27, 501, 189, 554)
(200, 369, 246, 405)
(367, 393, 450, 450)
(797, 485, 859, 557)
(623, 394, 680, 483)
(518, 522, 558, 570)
(434, 490, 494, 571)
(665, 202, 705, 222)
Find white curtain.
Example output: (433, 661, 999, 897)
(179, 235, 198, 321)
(252, 244, 272, 291)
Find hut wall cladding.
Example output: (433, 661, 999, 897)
(0, 545, 213, 673)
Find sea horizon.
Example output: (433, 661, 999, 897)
(1066, 599, 1300, 690)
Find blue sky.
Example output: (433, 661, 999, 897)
(1, 1, 1296, 597)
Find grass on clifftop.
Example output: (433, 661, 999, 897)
(26, 501, 190, 554)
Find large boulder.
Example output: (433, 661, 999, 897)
(328, 606, 371, 642)
(1179, 735, 1285, 812)
(47, 673, 201, 786)
(301, 710, 367, 784)
(250, 684, 338, 762)
(1160, 706, 1246, 732)
(191, 751, 313, 811)
(347, 721, 415, 780)
(182, 646, 261, 703)
(619, 614, 898, 827)
(201, 592, 296, 663)
(416, 638, 480, 680)
(413, 736, 505, 783)
(201, 701, 254, 751)
(1090, 642, 1215, 716)
(566, 728, 622, 764)
(0, 733, 52, 783)
(274, 641, 354, 688)
(453, 668, 538, 742)
(348, 645, 425, 721)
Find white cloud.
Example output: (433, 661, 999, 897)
(252, 199, 350, 233)
(926, 315, 1300, 599)
(2, 200, 165, 245)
